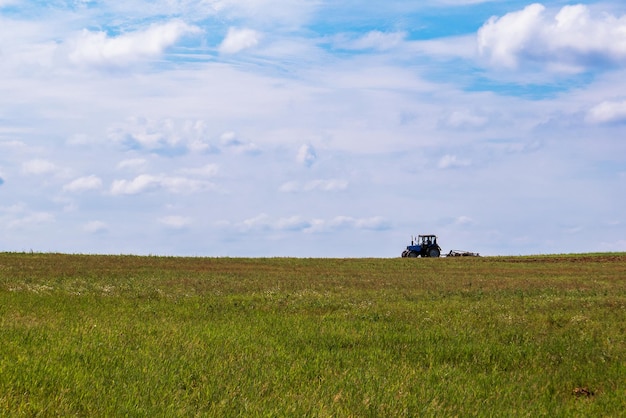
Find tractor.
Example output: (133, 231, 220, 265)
(401, 235, 441, 258)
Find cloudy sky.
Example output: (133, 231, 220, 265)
(1, 0, 625, 257)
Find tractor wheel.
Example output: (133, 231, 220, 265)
(428, 248, 440, 258)
(408, 251, 418, 258)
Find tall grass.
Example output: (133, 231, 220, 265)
(1, 253, 625, 416)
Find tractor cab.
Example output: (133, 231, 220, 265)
(418, 235, 437, 247)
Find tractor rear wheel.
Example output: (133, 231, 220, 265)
(428, 248, 440, 258)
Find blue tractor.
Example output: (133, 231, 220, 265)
(401, 234, 441, 258)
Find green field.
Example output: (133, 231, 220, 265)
(1, 253, 625, 416)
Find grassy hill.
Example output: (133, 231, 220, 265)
(1, 253, 625, 416)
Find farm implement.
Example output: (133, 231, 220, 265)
(446, 250, 480, 257)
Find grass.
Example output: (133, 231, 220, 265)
(1, 253, 625, 416)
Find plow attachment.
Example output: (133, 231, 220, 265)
(446, 250, 480, 257)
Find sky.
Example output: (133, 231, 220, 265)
(1, 0, 625, 257)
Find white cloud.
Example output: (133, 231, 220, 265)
(160, 176, 213, 193)
(180, 164, 219, 177)
(454, 216, 474, 226)
(219, 131, 237, 144)
(8, 212, 55, 229)
(66, 134, 92, 145)
(438, 155, 471, 169)
(0, 203, 26, 215)
(278, 181, 299, 192)
(240, 213, 272, 231)
(219, 131, 260, 154)
(232, 214, 391, 233)
(83, 220, 108, 234)
(275, 216, 312, 231)
(279, 179, 349, 193)
(63, 175, 103, 192)
(67, 20, 202, 67)
(110, 174, 214, 195)
(108, 118, 206, 153)
(21, 159, 58, 175)
(0, 140, 27, 150)
(117, 158, 148, 171)
(327, 216, 392, 231)
(586, 100, 626, 124)
(478, 3, 626, 71)
(444, 110, 488, 129)
(339, 31, 406, 51)
(219, 27, 261, 54)
(111, 174, 160, 195)
(296, 144, 316, 167)
(478, 3, 546, 68)
(159, 215, 192, 229)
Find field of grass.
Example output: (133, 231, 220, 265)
(1, 252, 625, 416)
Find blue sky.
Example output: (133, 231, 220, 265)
(1, 0, 625, 257)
